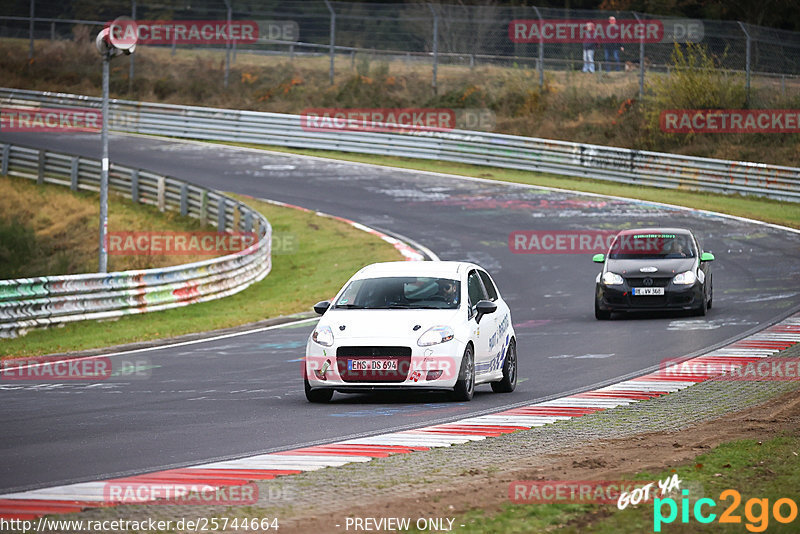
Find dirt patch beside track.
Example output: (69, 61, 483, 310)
(279, 387, 800, 532)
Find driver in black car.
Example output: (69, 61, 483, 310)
(666, 238, 690, 258)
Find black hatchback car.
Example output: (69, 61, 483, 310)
(593, 228, 714, 319)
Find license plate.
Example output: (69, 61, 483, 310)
(348, 359, 398, 371)
(632, 287, 665, 296)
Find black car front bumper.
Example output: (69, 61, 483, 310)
(596, 281, 704, 312)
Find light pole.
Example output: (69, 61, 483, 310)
(95, 20, 136, 272)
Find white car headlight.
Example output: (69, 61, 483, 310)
(602, 272, 624, 285)
(417, 325, 455, 347)
(673, 270, 697, 285)
(312, 325, 334, 347)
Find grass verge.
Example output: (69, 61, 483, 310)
(0, 195, 403, 358)
(0, 174, 219, 277)
(221, 142, 800, 230)
(450, 435, 800, 533)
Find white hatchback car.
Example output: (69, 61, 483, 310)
(304, 261, 517, 403)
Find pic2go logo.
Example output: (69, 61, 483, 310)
(654, 489, 798, 532)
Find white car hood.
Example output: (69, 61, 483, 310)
(320, 308, 462, 341)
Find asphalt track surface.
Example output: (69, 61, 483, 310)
(1, 131, 800, 494)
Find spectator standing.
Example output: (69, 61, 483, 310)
(604, 16, 624, 71)
(582, 21, 596, 73)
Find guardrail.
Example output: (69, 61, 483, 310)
(1, 87, 798, 202)
(0, 142, 272, 338)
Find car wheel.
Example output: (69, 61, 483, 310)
(693, 293, 707, 316)
(305, 376, 334, 403)
(491, 339, 517, 393)
(595, 299, 611, 320)
(707, 279, 713, 309)
(452, 344, 475, 401)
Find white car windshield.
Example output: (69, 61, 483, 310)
(333, 276, 461, 309)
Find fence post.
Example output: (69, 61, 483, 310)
(233, 204, 241, 230)
(428, 3, 438, 94)
(129, 0, 136, 93)
(531, 6, 544, 88)
(738, 21, 751, 107)
(633, 12, 645, 98)
(223, 0, 232, 88)
(28, 0, 35, 59)
(1, 144, 9, 176)
(50, 21, 54, 40)
(200, 190, 208, 225)
(157, 176, 166, 212)
(324, 0, 335, 85)
(37, 150, 45, 185)
(70, 156, 79, 191)
(217, 197, 226, 230)
(131, 169, 139, 202)
(180, 183, 188, 216)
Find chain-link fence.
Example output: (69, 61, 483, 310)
(2, 0, 800, 100)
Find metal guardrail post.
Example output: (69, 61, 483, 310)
(1, 144, 9, 176)
(531, 6, 544, 88)
(70, 156, 79, 191)
(37, 150, 45, 185)
(217, 198, 226, 230)
(131, 169, 139, 202)
(738, 22, 752, 107)
(324, 0, 335, 85)
(157, 176, 166, 211)
(200, 190, 208, 225)
(244, 210, 253, 233)
(180, 183, 188, 216)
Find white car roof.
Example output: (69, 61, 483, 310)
(352, 261, 479, 280)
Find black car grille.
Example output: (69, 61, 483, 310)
(336, 346, 412, 383)
(628, 296, 668, 307)
(624, 276, 672, 287)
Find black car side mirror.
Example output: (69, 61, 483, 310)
(475, 300, 497, 324)
(313, 301, 331, 315)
